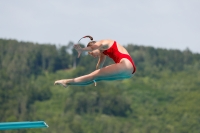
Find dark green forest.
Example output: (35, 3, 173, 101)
(0, 38, 200, 133)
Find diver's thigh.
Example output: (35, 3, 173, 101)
(91, 63, 131, 79)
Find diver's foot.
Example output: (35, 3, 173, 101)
(54, 80, 68, 88)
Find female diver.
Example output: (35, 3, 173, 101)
(54, 35, 136, 87)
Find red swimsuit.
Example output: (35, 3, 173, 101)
(103, 41, 136, 74)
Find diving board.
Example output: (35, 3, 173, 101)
(0, 121, 48, 130)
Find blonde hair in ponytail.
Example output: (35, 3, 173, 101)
(77, 35, 96, 47)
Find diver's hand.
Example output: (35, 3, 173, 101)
(74, 44, 83, 58)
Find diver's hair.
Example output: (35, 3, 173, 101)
(83, 35, 96, 47)
(84, 35, 93, 41)
(87, 41, 96, 47)
(77, 35, 96, 47)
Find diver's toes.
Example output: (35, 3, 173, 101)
(54, 81, 59, 85)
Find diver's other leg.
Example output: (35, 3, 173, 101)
(54, 61, 132, 86)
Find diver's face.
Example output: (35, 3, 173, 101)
(88, 49, 100, 58)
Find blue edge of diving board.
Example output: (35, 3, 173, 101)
(0, 121, 48, 130)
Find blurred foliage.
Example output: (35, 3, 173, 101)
(0, 38, 200, 133)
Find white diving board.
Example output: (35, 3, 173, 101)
(0, 121, 48, 130)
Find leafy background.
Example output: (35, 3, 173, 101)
(0, 38, 200, 133)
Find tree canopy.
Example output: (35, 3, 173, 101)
(0, 38, 200, 133)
